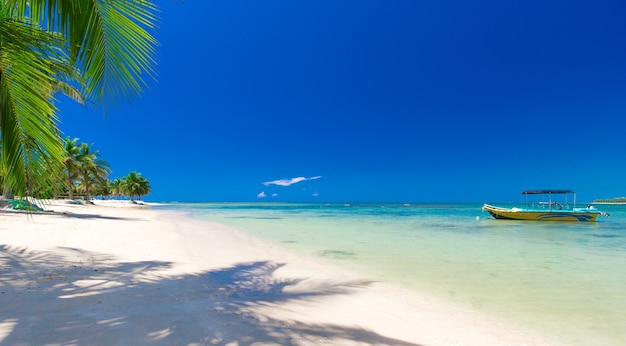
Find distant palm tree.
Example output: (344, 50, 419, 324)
(76, 177, 110, 200)
(1, 1, 157, 199)
(91, 178, 112, 200)
(121, 172, 151, 202)
(76, 143, 110, 201)
(109, 179, 124, 200)
(62, 137, 81, 199)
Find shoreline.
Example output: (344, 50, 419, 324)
(0, 200, 562, 345)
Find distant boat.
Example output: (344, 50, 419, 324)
(483, 190, 609, 222)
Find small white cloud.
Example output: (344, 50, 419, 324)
(312, 192, 319, 197)
(263, 176, 322, 187)
(257, 191, 266, 198)
(272, 193, 278, 197)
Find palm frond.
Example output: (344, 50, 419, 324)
(16, 0, 158, 108)
(0, 15, 67, 196)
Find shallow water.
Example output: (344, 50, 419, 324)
(159, 202, 626, 345)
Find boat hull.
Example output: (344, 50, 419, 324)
(482, 204, 599, 222)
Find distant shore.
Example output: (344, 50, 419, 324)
(0, 200, 562, 345)
(593, 199, 626, 204)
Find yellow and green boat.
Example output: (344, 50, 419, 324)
(483, 190, 609, 222)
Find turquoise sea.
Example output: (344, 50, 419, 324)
(158, 202, 626, 345)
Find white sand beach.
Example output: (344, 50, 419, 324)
(0, 201, 563, 345)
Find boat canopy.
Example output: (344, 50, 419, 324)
(521, 190, 574, 195)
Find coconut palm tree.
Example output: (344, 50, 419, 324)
(0, 15, 74, 198)
(0, 1, 157, 198)
(109, 178, 124, 200)
(62, 137, 81, 199)
(94, 179, 112, 199)
(76, 176, 110, 200)
(121, 171, 151, 202)
(75, 143, 110, 201)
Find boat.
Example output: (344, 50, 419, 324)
(482, 190, 609, 222)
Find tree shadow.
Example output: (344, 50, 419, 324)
(51, 212, 144, 221)
(0, 245, 422, 345)
(0, 209, 143, 221)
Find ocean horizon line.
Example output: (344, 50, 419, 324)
(148, 200, 609, 205)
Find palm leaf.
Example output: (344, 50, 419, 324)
(15, 0, 158, 108)
(0, 14, 68, 196)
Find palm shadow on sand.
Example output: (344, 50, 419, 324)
(0, 245, 422, 345)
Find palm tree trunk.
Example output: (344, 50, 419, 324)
(3, 184, 14, 199)
(67, 172, 74, 199)
(0, 82, 7, 200)
(84, 174, 90, 201)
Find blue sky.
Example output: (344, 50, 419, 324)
(58, 0, 626, 203)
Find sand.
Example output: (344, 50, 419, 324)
(0, 200, 563, 345)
